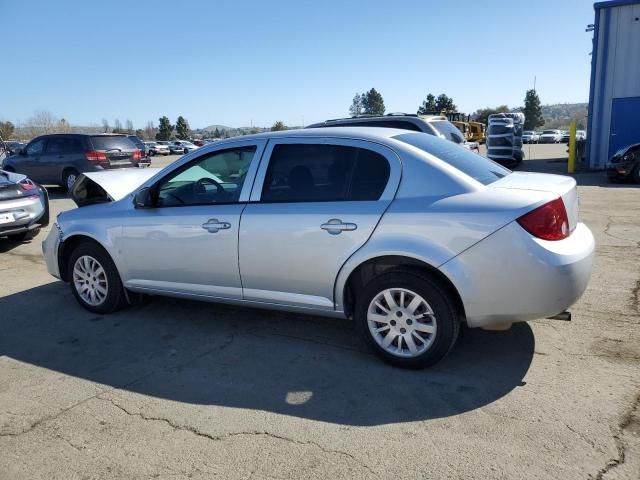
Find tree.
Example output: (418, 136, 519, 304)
(362, 88, 385, 115)
(271, 121, 287, 131)
(56, 118, 72, 133)
(101, 118, 110, 133)
(144, 121, 156, 140)
(417, 94, 437, 115)
(472, 105, 510, 125)
(156, 116, 174, 140)
(349, 93, 364, 117)
(125, 119, 134, 134)
(522, 89, 545, 130)
(134, 128, 145, 139)
(434, 94, 456, 113)
(213, 127, 221, 138)
(175, 116, 191, 140)
(113, 118, 122, 134)
(0, 121, 15, 139)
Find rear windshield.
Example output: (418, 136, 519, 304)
(428, 120, 465, 144)
(394, 132, 510, 185)
(90, 135, 136, 151)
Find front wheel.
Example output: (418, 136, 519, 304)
(632, 165, 640, 184)
(355, 271, 460, 368)
(68, 242, 126, 314)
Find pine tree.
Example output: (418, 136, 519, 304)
(523, 90, 545, 130)
(349, 93, 363, 117)
(434, 94, 456, 113)
(156, 116, 174, 141)
(362, 88, 385, 115)
(175, 116, 191, 140)
(417, 94, 437, 115)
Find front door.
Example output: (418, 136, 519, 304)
(18, 137, 47, 181)
(118, 140, 266, 299)
(609, 96, 640, 158)
(239, 138, 401, 311)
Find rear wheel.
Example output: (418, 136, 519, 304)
(631, 165, 640, 184)
(68, 242, 126, 313)
(62, 168, 79, 192)
(355, 270, 460, 368)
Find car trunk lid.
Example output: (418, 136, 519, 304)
(488, 172, 579, 232)
(0, 171, 30, 201)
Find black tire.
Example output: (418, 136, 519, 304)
(68, 241, 126, 314)
(183, 148, 188, 154)
(62, 168, 79, 192)
(631, 165, 640, 184)
(355, 270, 460, 369)
(6, 229, 39, 242)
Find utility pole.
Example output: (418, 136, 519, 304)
(533, 75, 537, 92)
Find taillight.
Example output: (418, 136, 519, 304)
(133, 149, 142, 161)
(85, 150, 108, 163)
(517, 197, 569, 241)
(18, 179, 37, 191)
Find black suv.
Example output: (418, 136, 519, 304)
(1, 134, 148, 191)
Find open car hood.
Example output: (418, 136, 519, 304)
(71, 168, 161, 207)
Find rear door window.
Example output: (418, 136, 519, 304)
(260, 144, 390, 203)
(46, 137, 84, 154)
(89, 135, 136, 151)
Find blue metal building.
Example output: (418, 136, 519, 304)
(587, 0, 640, 169)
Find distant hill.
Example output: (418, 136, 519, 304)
(201, 124, 233, 132)
(512, 102, 588, 130)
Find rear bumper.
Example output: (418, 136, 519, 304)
(439, 221, 594, 328)
(0, 194, 47, 237)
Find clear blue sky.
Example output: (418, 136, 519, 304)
(1, 0, 596, 129)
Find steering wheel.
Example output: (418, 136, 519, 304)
(193, 177, 224, 197)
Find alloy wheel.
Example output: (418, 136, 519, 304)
(367, 288, 437, 358)
(73, 255, 109, 306)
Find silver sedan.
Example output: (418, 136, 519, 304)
(42, 128, 594, 368)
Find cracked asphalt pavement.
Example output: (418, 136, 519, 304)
(1, 146, 639, 479)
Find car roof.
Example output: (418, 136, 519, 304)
(225, 127, 410, 144)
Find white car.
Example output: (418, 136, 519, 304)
(539, 130, 563, 144)
(522, 131, 539, 144)
(144, 142, 170, 156)
(42, 127, 594, 368)
(169, 141, 199, 155)
(576, 130, 587, 141)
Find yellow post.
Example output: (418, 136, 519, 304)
(568, 121, 577, 173)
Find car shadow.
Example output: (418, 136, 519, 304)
(0, 282, 535, 426)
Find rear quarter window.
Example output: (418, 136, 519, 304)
(394, 132, 510, 185)
(90, 136, 136, 151)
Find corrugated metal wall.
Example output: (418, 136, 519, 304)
(588, 2, 640, 169)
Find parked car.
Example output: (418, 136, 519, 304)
(145, 141, 170, 156)
(307, 114, 479, 150)
(577, 130, 587, 141)
(1, 134, 145, 191)
(539, 130, 563, 144)
(0, 169, 49, 241)
(561, 131, 571, 143)
(3, 141, 27, 155)
(43, 127, 594, 368)
(127, 135, 150, 160)
(169, 140, 199, 154)
(522, 131, 539, 144)
(606, 143, 640, 183)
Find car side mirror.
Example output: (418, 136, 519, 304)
(133, 187, 153, 208)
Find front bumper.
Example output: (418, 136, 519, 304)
(606, 162, 633, 179)
(439, 221, 595, 328)
(42, 223, 62, 279)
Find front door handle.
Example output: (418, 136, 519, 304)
(202, 218, 231, 233)
(321, 218, 357, 235)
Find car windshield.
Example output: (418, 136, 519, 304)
(428, 120, 465, 144)
(523, 131, 533, 135)
(394, 132, 510, 185)
(542, 130, 557, 135)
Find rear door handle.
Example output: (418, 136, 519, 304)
(202, 218, 231, 233)
(321, 218, 357, 235)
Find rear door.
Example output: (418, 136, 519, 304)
(239, 138, 401, 310)
(37, 136, 84, 184)
(609, 96, 640, 158)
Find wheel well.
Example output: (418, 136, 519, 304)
(58, 235, 103, 281)
(342, 255, 466, 322)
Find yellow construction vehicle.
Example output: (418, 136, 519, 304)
(468, 121, 486, 144)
